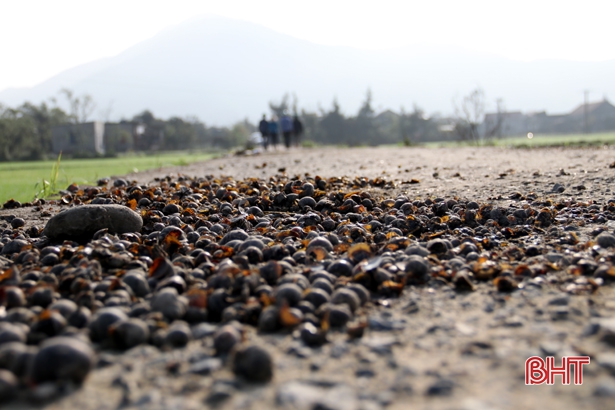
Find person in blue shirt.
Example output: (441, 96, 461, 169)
(281, 114, 293, 149)
(268, 117, 279, 149)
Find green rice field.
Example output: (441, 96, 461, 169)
(0, 151, 217, 204)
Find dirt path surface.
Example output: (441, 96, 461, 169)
(127, 145, 615, 202)
(3, 146, 615, 410)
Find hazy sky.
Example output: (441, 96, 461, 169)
(0, 0, 612, 92)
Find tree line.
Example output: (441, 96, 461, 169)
(269, 90, 451, 147)
(1, 88, 490, 161)
(0, 89, 257, 161)
(128, 110, 254, 152)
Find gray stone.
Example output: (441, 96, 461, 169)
(164, 321, 192, 348)
(232, 345, 273, 383)
(0, 369, 17, 403)
(134, 390, 161, 406)
(404, 255, 429, 276)
(597, 232, 615, 248)
(191, 323, 217, 340)
(89, 307, 128, 342)
(545, 253, 564, 263)
(363, 335, 399, 355)
(307, 237, 334, 253)
(205, 382, 235, 405)
(43, 204, 143, 239)
(426, 378, 455, 396)
(598, 318, 615, 346)
(582, 320, 601, 337)
(109, 318, 149, 350)
(189, 358, 222, 375)
(48, 299, 78, 319)
(504, 315, 525, 327)
(28, 336, 95, 385)
(331, 288, 361, 313)
(30, 382, 61, 402)
(549, 306, 569, 321)
(0, 322, 26, 345)
(598, 353, 615, 376)
(276, 381, 322, 408)
(1, 239, 29, 256)
(328, 304, 353, 327)
(276, 381, 357, 410)
(547, 294, 570, 306)
(122, 271, 150, 298)
(112, 375, 134, 406)
(368, 313, 406, 331)
(330, 341, 349, 358)
(539, 342, 561, 356)
(0, 341, 29, 372)
(355, 367, 376, 378)
(151, 287, 187, 321)
(594, 379, 615, 397)
(213, 325, 241, 354)
(405, 244, 429, 257)
(286, 342, 313, 359)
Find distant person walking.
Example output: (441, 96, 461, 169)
(258, 114, 269, 150)
(281, 114, 293, 149)
(268, 116, 279, 149)
(292, 115, 304, 147)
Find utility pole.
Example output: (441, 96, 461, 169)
(584, 90, 589, 134)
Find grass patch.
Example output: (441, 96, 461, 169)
(497, 132, 615, 148)
(301, 140, 319, 148)
(34, 152, 63, 199)
(419, 132, 615, 148)
(0, 151, 218, 204)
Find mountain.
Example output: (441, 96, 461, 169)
(1, 15, 614, 126)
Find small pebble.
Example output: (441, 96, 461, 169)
(189, 357, 223, 375)
(164, 321, 192, 348)
(10, 218, 25, 229)
(232, 345, 273, 383)
(594, 379, 615, 397)
(89, 307, 129, 343)
(28, 336, 95, 385)
(0, 369, 18, 402)
(110, 319, 149, 349)
(426, 378, 454, 396)
(214, 324, 242, 355)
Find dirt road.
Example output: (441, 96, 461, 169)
(3, 145, 615, 410)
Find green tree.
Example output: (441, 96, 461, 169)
(398, 105, 441, 144)
(19, 101, 70, 156)
(132, 110, 165, 151)
(133, 110, 156, 126)
(351, 89, 380, 145)
(164, 117, 197, 150)
(56, 88, 96, 123)
(319, 98, 348, 145)
(0, 107, 39, 160)
(228, 119, 252, 148)
(0, 101, 70, 161)
(453, 87, 485, 145)
(299, 109, 323, 144)
(269, 94, 290, 119)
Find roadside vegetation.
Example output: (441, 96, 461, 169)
(3, 87, 615, 205)
(0, 151, 217, 204)
(419, 132, 615, 148)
